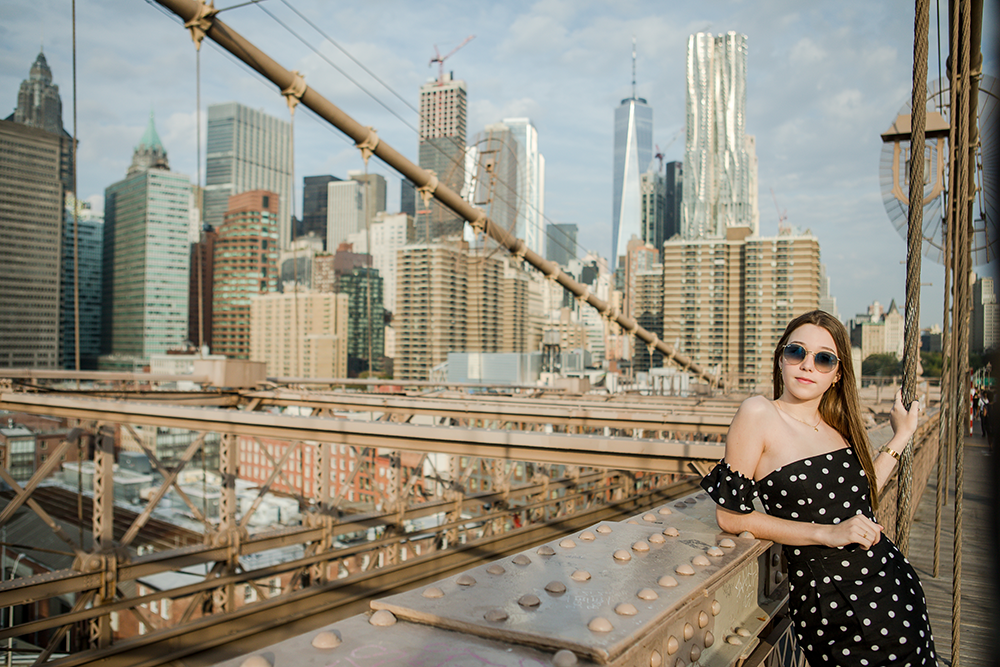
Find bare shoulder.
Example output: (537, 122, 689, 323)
(732, 395, 777, 424)
(724, 396, 777, 477)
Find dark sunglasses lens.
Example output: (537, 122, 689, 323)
(815, 352, 839, 372)
(783, 344, 806, 364)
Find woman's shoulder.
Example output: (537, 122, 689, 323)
(734, 395, 777, 420)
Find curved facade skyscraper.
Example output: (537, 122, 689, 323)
(611, 96, 652, 272)
(682, 32, 758, 239)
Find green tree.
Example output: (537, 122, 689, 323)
(861, 353, 902, 377)
(920, 351, 943, 377)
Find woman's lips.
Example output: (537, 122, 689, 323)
(795, 377, 815, 384)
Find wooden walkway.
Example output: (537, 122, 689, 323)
(907, 432, 998, 666)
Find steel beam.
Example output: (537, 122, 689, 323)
(0, 394, 725, 473)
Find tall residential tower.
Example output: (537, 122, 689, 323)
(417, 73, 467, 241)
(682, 32, 758, 239)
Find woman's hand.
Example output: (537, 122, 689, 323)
(816, 514, 883, 550)
(889, 390, 919, 440)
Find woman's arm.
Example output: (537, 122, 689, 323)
(716, 396, 884, 549)
(872, 390, 920, 491)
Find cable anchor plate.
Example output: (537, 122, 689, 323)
(185, 1, 218, 51)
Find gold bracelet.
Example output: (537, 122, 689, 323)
(881, 445, 902, 461)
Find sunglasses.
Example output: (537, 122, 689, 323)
(781, 343, 840, 374)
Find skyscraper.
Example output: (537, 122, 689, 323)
(418, 73, 467, 241)
(61, 195, 103, 370)
(102, 114, 191, 369)
(250, 291, 348, 379)
(611, 42, 653, 271)
(212, 191, 279, 359)
(299, 175, 341, 245)
(682, 32, 758, 239)
(326, 171, 386, 251)
(8, 50, 74, 192)
(502, 118, 546, 258)
(469, 122, 519, 236)
(546, 223, 578, 268)
(205, 102, 292, 248)
(640, 168, 666, 251)
(340, 266, 385, 376)
(0, 119, 63, 368)
(664, 161, 683, 241)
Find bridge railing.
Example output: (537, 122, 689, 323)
(0, 390, 726, 666)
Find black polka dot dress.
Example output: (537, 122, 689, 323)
(701, 448, 938, 666)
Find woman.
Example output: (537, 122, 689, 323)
(700, 310, 937, 666)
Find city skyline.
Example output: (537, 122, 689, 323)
(1, 1, 998, 328)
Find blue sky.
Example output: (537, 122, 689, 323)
(1, 0, 996, 327)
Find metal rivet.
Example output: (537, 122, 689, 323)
(512, 554, 531, 566)
(718, 538, 736, 548)
(689, 644, 702, 661)
(684, 497, 697, 505)
(571, 570, 591, 582)
(658, 575, 679, 587)
(726, 635, 743, 645)
(240, 656, 271, 667)
(588, 617, 613, 633)
(518, 594, 541, 608)
(485, 608, 508, 622)
(683, 622, 694, 640)
(615, 602, 638, 616)
(675, 564, 695, 576)
(457, 574, 476, 586)
(692, 554, 710, 567)
(738, 531, 755, 539)
(487, 564, 505, 575)
(698, 611, 709, 628)
(663, 526, 680, 537)
(311, 631, 341, 649)
(580, 530, 597, 541)
(658, 506, 673, 515)
(642, 513, 657, 522)
(650, 649, 663, 667)
(597, 525, 613, 534)
(666, 635, 679, 654)
(711, 600, 722, 616)
(632, 540, 650, 552)
(369, 609, 397, 626)
(545, 581, 567, 594)
(537, 545, 556, 556)
(697, 493, 708, 500)
(560, 538, 576, 549)
(674, 502, 686, 509)
(704, 631, 715, 648)
(736, 627, 752, 637)
(649, 533, 666, 544)
(613, 549, 632, 561)
(626, 519, 640, 525)
(637, 588, 658, 601)
(553, 649, 578, 667)
(422, 586, 444, 599)
(706, 546, 724, 557)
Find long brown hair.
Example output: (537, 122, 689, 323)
(772, 310, 878, 511)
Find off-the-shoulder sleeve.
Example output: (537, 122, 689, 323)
(699, 460, 757, 514)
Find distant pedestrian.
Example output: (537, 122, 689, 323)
(982, 391, 992, 443)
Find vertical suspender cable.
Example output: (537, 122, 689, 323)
(363, 163, 373, 380)
(71, 0, 80, 375)
(899, 0, 931, 557)
(197, 48, 205, 351)
(933, 0, 953, 579)
(951, 0, 972, 661)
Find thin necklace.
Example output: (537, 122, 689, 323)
(775, 401, 822, 432)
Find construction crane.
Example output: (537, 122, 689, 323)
(430, 35, 475, 84)
(654, 129, 684, 172)
(771, 187, 790, 234)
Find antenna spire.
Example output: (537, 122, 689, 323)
(631, 36, 637, 99)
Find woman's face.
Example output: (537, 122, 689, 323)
(780, 323, 842, 402)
